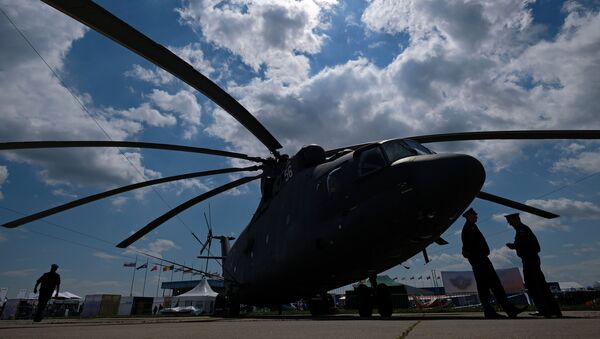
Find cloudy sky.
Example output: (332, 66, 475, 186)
(1, 0, 599, 297)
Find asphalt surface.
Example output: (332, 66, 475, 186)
(1, 311, 599, 338)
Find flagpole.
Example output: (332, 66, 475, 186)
(170, 268, 174, 296)
(142, 258, 149, 297)
(129, 255, 138, 297)
(181, 261, 185, 280)
(156, 259, 163, 297)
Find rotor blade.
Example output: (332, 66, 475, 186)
(324, 130, 600, 157)
(434, 237, 449, 246)
(2, 166, 260, 229)
(203, 212, 211, 232)
(42, 0, 282, 153)
(200, 213, 210, 255)
(422, 249, 430, 264)
(117, 175, 261, 248)
(408, 130, 600, 144)
(477, 191, 559, 219)
(0, 141, 263, 162)
(199, 239, 209, 256)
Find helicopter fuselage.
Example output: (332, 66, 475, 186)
(224, 139, 485, 305)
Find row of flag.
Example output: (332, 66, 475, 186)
(399, 276, 441, 280)
(123, 262, 197, 273)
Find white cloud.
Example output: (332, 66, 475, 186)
(0, 268, 37, 278)
(0, 1, 165, 191)
(177, 0, 337, 83)
(52, 188, 77, 199)
(492, 212, 570, 232)
(125, 238, 179, 258)
(552, 150, 600, 174)
(92, 251, 121, 261)
(148, 89, 202, 139)
(110, 196, 129, 207)
(125, 64, 174, 85)
(0, 165, 7, 199)
(108, 103, 177, 127)
(198, 1, 600, 173)
(525, 198, 600, 220)
(488, 246, 520, 268)
(0, 232, 6, 242)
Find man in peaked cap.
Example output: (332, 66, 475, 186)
(505, 213, 562, 317)
(461, 208, 523, 318)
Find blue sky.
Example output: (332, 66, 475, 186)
(1, 0, 599, 298)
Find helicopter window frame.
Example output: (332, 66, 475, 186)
(403, 139, 435, 155)
(381, 140, 415, 163)
(355, 145, 388, 176)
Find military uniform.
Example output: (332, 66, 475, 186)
(462, 209, 521, 318)
(507, 216, 561, 317)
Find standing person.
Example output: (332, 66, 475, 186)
(505, 213, 562, 317)
(461, 208, 523, 318)
(33, 264, 60, 322)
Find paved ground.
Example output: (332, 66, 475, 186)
(1, 311, 599, 338)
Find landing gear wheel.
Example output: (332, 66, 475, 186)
(356, 284, 373, 317)
(309, 293, 330, 316)
(376, 283, 392, 317)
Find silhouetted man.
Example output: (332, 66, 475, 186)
(33, 264, 60, 322)
(505, 213, 562, 317)
(461, 208, 522, 318)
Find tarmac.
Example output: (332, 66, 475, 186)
(1, 311, 599, 339)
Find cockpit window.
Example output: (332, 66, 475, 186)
(358, 146, 387, 176)
(403, 139, 435, 155)
(382, 140, 414, 163)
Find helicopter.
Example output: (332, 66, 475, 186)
(2, 0, 600, 317)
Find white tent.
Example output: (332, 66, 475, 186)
(26, 291, 82, 300)
(57, 291, 82, 299)
(172, 278, 218, 315)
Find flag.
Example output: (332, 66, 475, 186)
(418, 276, 422, 280)
(123, 262, 136, 267)
(410, 276, 415, 280)
(136, 263, 148, 270)
(426, 276, 431, 280)
(150, 265, 158, 272)
(163, 265, 174, 271)
(174, 267, 183, 272)
(437, 276, 441, 279)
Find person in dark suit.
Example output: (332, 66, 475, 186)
(461, 208, 523, 318)
(505, 213, 562, 317)
(33, 264, 60, 322)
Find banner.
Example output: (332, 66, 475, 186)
(441, 267, 524, 294)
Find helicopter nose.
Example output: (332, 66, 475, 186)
(400, 153, 485, 220)
(409, 153, 485, 198)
